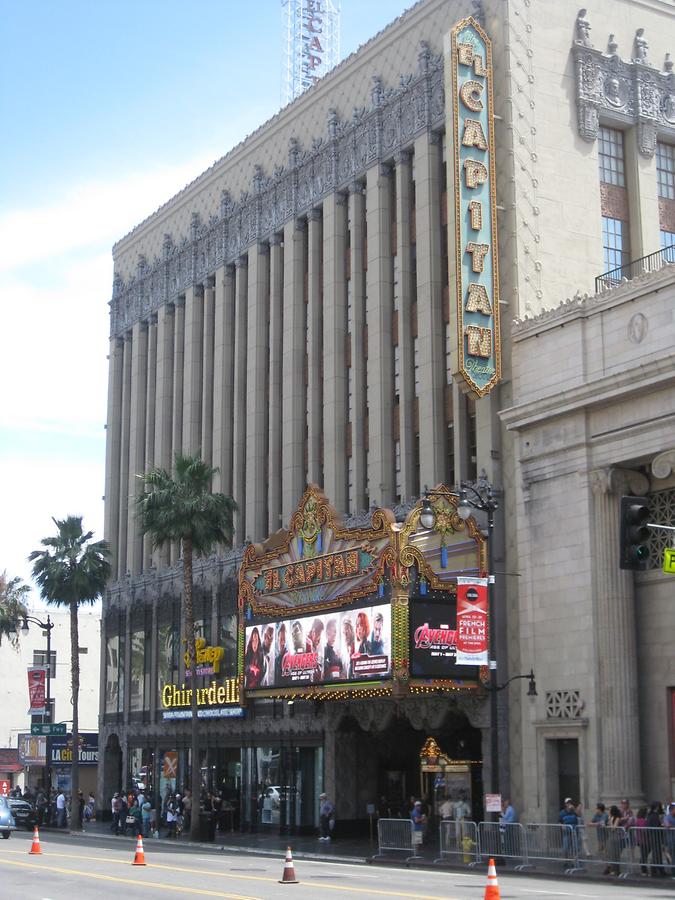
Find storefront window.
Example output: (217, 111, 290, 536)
(129, 628, 145, 713)
(105, 612, 125, 717)
(157, 599, 180, 702)
(241, 745, 322, 833)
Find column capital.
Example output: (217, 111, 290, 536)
(348, 180, 365, 196)
(307, 207, 322, 222)
(394, 148, 413, 165)
(235, 255, 248, 270)
(148, 312, 158, 325)
(590, 467, 649, 497)
(269, 232, 283, 247)
(652, 449, 675, 480)
(174, 295, 185, 310)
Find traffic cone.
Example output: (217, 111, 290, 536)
(278, 845, 299, 884)
(132, 834, 146, 866)
(484, 858, 500, 900)
(28, 826, 42, 855)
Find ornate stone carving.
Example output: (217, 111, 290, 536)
(633, 28, 649, 66)
(546, 689, 584, 719)
(575, 9, 592, 48)
(652, 450, 675, 480)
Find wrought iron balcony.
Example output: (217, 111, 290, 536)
(596, 243, 675, 293)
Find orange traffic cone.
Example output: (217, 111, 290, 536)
(484, 858, 500, 900)
(278, 845, 299, 884)
(132, 834, 146, 866)
(28, 826, 42, 855)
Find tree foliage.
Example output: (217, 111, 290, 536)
(0, 571, 29, 647)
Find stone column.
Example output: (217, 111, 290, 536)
(349, 183, 367, 513)
(143, 314, 157, 570)
(415, 131, 445, 487)
(366, 163, 394, 508)
(306, 208, 323, 489)
(170, 297, 185, 565)
(624, 128, 661, 259)
(153, 303, 175, 567)
(127, 320, 148, 575)
(245, 242, 270, 543)
(268, 236, 284, 534)
(282, 218, 307, 523)
(233, 256, 249, 543)
(201, 278, 215, 466)
(182, 284, 204, 454)
(104, 337, 124, 575)
(395, 150, 416, 502)
(591, 467, 647, 804)
(117, 332, 132, 578)
(212, 265, 235, 498)
(149, 589, 159, 720)
(322, 192, 348, 512)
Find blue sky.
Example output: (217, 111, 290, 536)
(0, 0, 412, 603)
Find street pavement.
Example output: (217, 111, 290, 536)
(2, 823, 675, 899)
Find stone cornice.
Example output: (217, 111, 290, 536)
(511, 263, 675, 340)
(500, 352, 675, 433)
(110, 52, 445, 339)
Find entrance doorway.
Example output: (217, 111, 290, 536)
(546, 738, 580, 818)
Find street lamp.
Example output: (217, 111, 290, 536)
(21, 615, 54, 794)
(484, 668, 538, 697)
(455, 473, 501, 815)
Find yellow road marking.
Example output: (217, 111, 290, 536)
(0, 848, 464, 900)
(0, 857, 259, 898)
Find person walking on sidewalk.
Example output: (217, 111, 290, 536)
(319, 792, 336, 841)
(411, 800, 427, 851)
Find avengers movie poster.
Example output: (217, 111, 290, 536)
(409, 601, 479, 681)
(244, 602, 391, 690)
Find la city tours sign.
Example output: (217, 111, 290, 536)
(446, 17, 501, 397)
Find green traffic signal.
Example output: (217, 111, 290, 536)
(619, 495, 650, 571)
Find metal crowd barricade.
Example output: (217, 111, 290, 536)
(374, 818, 422, 861)
(626, 826, 675, 878)
(477, 822, 527, 868)
(434, 819, 479, 865)
(578, 824, 629, 877)
(524, 823, 583, 874)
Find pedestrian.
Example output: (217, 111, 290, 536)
(410, 800, 426, 852)
(119, 792, 128, 835)
(318, 792, 336, 841)
(77, 790, 85, 830)
(605, 805, 623, 875)
(663, 802, 675, 875)
(183, 789, 192, 834)
(558, 798, 579, 869)
(55, 789, 67, 828)
(141, 798, 152, 837)
(111, 792, 121, 835)
(127, 798, 142, 837)
(165, 794, 177, 838)
(646, 801, 665, 877)
(575, 801, 591, 857)
(589, 802, 608, 863)
(634, 806, 649, 875)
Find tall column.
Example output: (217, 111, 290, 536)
(170, 297, 185, 564)
(153, 303, 174, 568)
(415, 131, 445, 486)
(201, 278, 215, 466)
(268, 236, 284, 534)
(117, 332, 133, 578)
(306, 209, 323, 488)
(349, 183, 367, 512)
(282, 218, 307, 523)
(366, 163, 394, 508)
(142, 315, 157, 570)
(322, 193, 347, 511)
(127, 320, 148, 575)
(182, 284, 204, 454)
(591, 467, 647, 804)
(212, 265, 235, 498)
(104, 337, 124, 576)
(245, 242, 270, 543)
(395, 151, 416, 501)
(232, 256, 249, 542)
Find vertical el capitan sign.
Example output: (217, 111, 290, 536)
(447, 17, 501, 397)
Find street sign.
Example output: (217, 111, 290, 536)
(30, 723, 66, 736)
(663, 548, 675, 575)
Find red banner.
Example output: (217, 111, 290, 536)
(27, 667, 46, 715)
(456, 578, 488, 666)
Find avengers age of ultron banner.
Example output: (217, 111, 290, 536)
(409, 601, 478, 681)
(244, 602, 391, 690)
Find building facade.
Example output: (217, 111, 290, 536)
(100, 0, 675, 828)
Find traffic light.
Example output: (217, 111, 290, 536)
(619, 495, 650, 570)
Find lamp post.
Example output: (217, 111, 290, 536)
(456, 474, 501, 815)
(21, 615, 54, 795)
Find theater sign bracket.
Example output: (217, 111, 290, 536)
(446, 16, 501, 397)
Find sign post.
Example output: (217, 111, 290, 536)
(30, 723, 67, 737)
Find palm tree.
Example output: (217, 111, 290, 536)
(29, 517, 111, 830)
(136, 452, 236, 841)
(0, 571, 29, 647)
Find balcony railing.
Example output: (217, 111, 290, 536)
(596, 243, 675, 293)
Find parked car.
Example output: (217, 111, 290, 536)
(0, 797, 16, 839)
(8, 799, 37, 831)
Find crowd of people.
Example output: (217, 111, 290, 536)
(8, 785, 95, 830)
(108, 786, 235, 839)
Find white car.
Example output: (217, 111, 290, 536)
(0, 797, 16, 839)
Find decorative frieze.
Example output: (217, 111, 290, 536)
(111, 50, 445, 338)
(573, 18, 675, 155)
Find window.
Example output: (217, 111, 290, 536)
(413, 337, 420, 398)
(598, 127, 625, 186)
(394, 441, 402, 503)
(602, 216, 629, 273)
(393, 344, 400, 398)
(661, 230, 675, 261)
(657, 142, 675, 200)
(33, 649, 56, 679)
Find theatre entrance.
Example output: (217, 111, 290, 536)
(333, 701, 482, 833)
